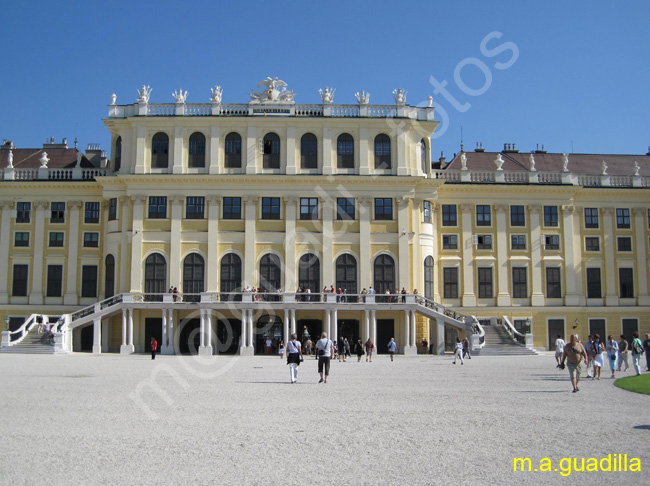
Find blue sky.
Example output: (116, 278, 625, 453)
(1, 0, 649, 160)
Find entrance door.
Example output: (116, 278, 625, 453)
(145, 318, 163, 354)
(376, 319, 394, 354)
(622, 318, 638, 342)
(298, 319, 322, 346)
(80, 325, 93, 352)
(178, 318, 200, 355)
(588, 319, 606, 342)
(337, 320, 359, 352)
(548, 319, 565, 351)
(256, 315, 283, 355)
(445, 326, 458, 352)
(216, 319, 241, 354)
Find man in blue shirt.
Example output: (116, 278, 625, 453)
(387, 337, 397, 361)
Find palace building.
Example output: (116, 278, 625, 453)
(1, 79, 649, 356)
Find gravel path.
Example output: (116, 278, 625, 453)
(0, 352, 647, 485)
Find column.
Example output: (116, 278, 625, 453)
(322, 199, 334, 288)
(435, 317, 445, 355)
(199, 309, 212, 356)
(562, 205, 581, 305)
(200, 309, 206, 347)
(62, 201, 82, 304)
(92, 317, 102, 354)
(322, 127, 333, 175)
(247, 309, 254, 348)
(364, 310, 370, 342)
(29, 201, 47, 305)
(0, 202, 14, 301)
(359, 126, 370, 175)
(239, 309, 248, 355)
(245, 125, 258, 174)
(286, 126, 297, 174)
(165, 309, 173, 355)
(129, 195, 146, 292)
(208, 125, 221, 174)
(206, 310, 213, 350)
(161, 308, 168, 351)
(371, 310, 377, 345)
(172, 126, 183, 174)
(431, 202, 441, 302)
(403, 310, 410, 353)
(128, 308, 135, 352)
(602, 208, 618, 306)
(169, 196, 183, 289)
(529, 205, 545, 306)
(120, 308, 128, 354)
(460, 204, 476, 306)
(411, 199, 422, 294)
(410, 310, 417, 348)
(243, 197, 257, 288)
(633, 208, 650, 304)
(332, 309, 338, 342)
(206, 196, 220, 291)
(325, 310, 331, 339)
(134, 125, 146, 174)
(291, 309, 296, 335)
(397, 197, 412, 291)
(119, 196, 130, 294)
(284, 197, 297, 292)
(495, 205, 511, 306)
(359, 197, 372, 290)
(396, 126, 409, 176)
(284, 308, 290, 345)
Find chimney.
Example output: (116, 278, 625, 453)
(503, 143, 518, 153)
(85, 143, 105, 168)
(535, 144, 547, 154)
(474, 142, 485, 152)
(43, 137, 69, 149)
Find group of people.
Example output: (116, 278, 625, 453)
(36, 315, 55, 345)
(559, 332, 647, 392)
(452, 337, 472, 365)
(167, 286, 181, 302)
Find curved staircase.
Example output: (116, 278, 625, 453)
(473, 323, 538, 356)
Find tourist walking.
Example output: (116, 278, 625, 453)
(338, 336, 346, 362)
(315, 332, 334, 383)
(387, 338, 397, 361)
(644, 334, 650, 371)
(631, 332, 645, 376)
(278, 339, 285, 359)
(617, 335, 629, 372)
(462, 337, 471, 359)
(605, 335, 618, 378)
(584, 335, 594, 378)
(452, 337, 464, 365)
(422, 338, 428, 355)
(365, 338, 375, 362)
(285, 333, 302, 383)
(150, 337, 158, 360)
(591, 334, 605, 380)
(265, 337, 272, 355)
(559, 334, 588, 392)
(554, 335, 565, 366)
(344, 338, 351, 359)
(355, 339, 365, 362)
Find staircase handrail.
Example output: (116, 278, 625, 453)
(502, 316, 525, 344)
(6, 314, 39, 344)
(414, 295, 475, 327)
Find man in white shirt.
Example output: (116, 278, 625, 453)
(554, 335, 565, 366)
(315, 332, 334, 383)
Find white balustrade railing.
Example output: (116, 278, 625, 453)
(470, 171, 495, 183)
(577, 174, 601, 186)
(536, 172, 562, 184)
(328, 105, 360, 117)
(366, 105, 397, 117)
(2, 167, 109, 181)
(184, 104, 211, 116)
(294, 105, 323, 116)
(218, 104, 249, 116)
(147, 104, 175, 116)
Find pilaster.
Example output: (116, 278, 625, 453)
(29, 201, 48, 305)
(602, 208, 619, 305)
(562, 205, 582, 305)
(286, 126, 297, 174)
(0, 202, 15, 301)
(460, 204, 476, 306)
(134, 125, 147, 174)
(172, 126, 183, 174)
(322, 198, 334, 288)
(169, 196, 183, 288)
(244, 196, 258, 287)
(397, 196, 412, 290)
(633, 208, 650, 304)
(206, 196, 220, 291)
(284, 196, 297, 291)
(495, 204, 511, 306)
(529, 205, 545, 306)
(129, 195, 146, 292)
(119, 196, 130, 294)
(322, 127, 333, 175)
(62, 201, 81, 305)
(245, 125, 258, 175)
(209, 125, 221, 174)
(359, 126, 370, 175)
(359, 197, 372, 290)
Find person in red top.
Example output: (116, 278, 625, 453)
(150, 337, 158, 360)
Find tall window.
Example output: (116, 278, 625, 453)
(12, 264, 28, 296)
(442, 204, 457, 226)
(510, 205, 525, 226)
(108, 198, 118, 221)
(546, 267, 561, 298)
(424, 256, 434, 299)
(183, 253, 205, 301)
(105, 255, 115, 299)
(14, 232, 29, 247)
(423, 201, 432, 224)
(586, 268, 601, 299)
(478, 267, 493, 298)
(337, 133, 354, 168)
(420, 138, 427, 174)
(374, 198, 393, 220)
(225, 132, 242, 168)
(144, 253, 166, 301)
(152, 132, 169, 168)
(85, 202, 100, 224)
(262, 197, 281, 220)
(544, 206, 558, 227)
(16, 202, 31, 223)
(188, 132, 206, 168)
(46, 265, 63, 297)
(300, 133, 317, 169)
(148, 197, 167, 219)
(619, 268, 634, 298)
(220, 253, 242, 295)
(186, 197, 205, 219)
(512, 267, 527, 298)
(616, 208, 630, 229)
(544, 235, 560, 250)
(223, 197, 241, 219)
(114, 136, 122, 172)
(476, 235, 492, 250)
(51, 202, 65, 223)
(443, 267, 458, 299)
(584, 208, 599, 228)
(298, 253, 320, 292)
(336, 254, 357, 295)
(263, 133, 280, 169)
(336, 198, 355, 221)
(476, 205, 491, 226)
(81, 265, 98, 298)
(373, 254, 395, 294)
(374, 134, 391, 169)
(300, 198, 318, 221)
(259, 254, 281, 292)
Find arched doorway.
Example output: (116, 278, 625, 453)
(220, 253, 242, 301)
(298, 253, 320, 298)
(259, 253, 281, 300)
(336, 254, 357, 302)
(374, 254, 395, 300)
(256, 315, 283, 355)
(144, 253, 166, 301)
(182, 253, 204, 303)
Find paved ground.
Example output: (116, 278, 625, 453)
(0, 352, 648, 485)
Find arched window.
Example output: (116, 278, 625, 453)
(220, 253, 242, 301)
(336, 254, 357, 295)
(183, 253, 204, 302)
(152, 132, 169, 168)
(188, 132, 206, 168)
(225, 132, 242, 168)
(105, 254, 115, 298)
(424, 256, 434, 300)
(298, 253, 320, 293)
(114, 137, 122, 172)
(300, 133, 317, 169)
(263, 133, 280, 169)
(144, 253, 166, 301)
(373, 254, 395, 294)
(374, 134, 391, 169)
(420, 138, 427, 174)
(259, 253, 281, 292)
(337, 133, 354, 168)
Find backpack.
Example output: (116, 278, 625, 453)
(633, 340, 644, 355)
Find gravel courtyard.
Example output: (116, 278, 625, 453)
(0, 352, 647, 485)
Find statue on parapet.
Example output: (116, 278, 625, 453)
(319, 86, 335, 104)
(137, 85, 152, 104)
(562, 153, 569, 172)
(39, 152, 49, 168)
(601, 160, 608, 175)
(355, 90, 370, 105)
(172, 88, 188, 103)
(7, 149, 13, 168)
(249, 77, 296, 102)
(633, 161, 640, 176)
(528, 153, 536, 172)
(393, 88, 407, 104)
(210, 85, 223, 103)
(494, 153, 504, 171)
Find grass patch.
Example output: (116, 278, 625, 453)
(614, 373, 650, 395)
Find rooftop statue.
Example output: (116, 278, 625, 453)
(110, 94, 117, 105)
(633, 161, 640, 176)
(249, 77, 296, 103)
(494, 153, 504, 171)
(39, 152, 49, 168)
(7, 149, 13, 168)
(427, 95, 433, 107)
(355, 90, 370, 105)
(460, 152, 468, 170)
(137, 85, 152, 104)
(319, 86, 335, 104)
(529, 153, 536, 172)
(601, 160, 608, 175)
(562, 153, 569, 172)
(172, 88, 188, 103)
(210, 85, 223, 103)
(393, 88, 407, 104)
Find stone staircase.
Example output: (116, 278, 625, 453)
(473, 323, 538, 356)
(0, 331, 57, 354)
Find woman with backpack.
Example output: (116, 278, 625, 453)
(630, 331, 644, 376)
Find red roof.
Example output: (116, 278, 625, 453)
(2, 148, 95, 169)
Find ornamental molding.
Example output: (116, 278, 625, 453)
(119, 196, 129, 204)
(397, 195, 413, 208)
(284, 196, 298, 204)
(601, 207, 613, 215)
(0, 200, 15, 209)
(33, 201, 49, 209)
(169, 195, 185, 204)
(68, 201, 83, 209)
(243, 196, 259, 204)
(249, 78, 296, 104)
(131, 194, 147, 203)
(527, 205, 542, 214)
(632, 207, 646, 215)
(561, 205, 575, 213)
(357, 196, 373, 205)
(460, 204, 473, 212)
(494, 204, 508, 213)
(206, 195, 221, 204)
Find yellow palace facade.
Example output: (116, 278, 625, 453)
(1, 80, 649, 355)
